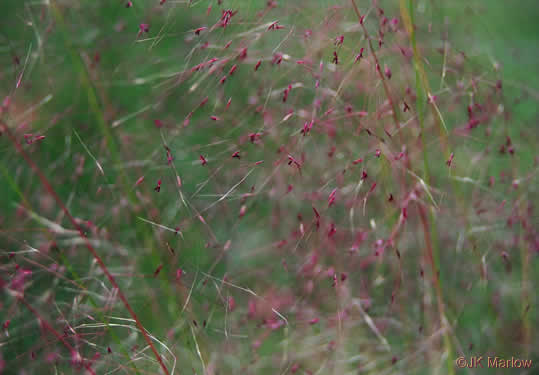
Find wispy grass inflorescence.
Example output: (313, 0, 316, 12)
(0, 0, 537, 374)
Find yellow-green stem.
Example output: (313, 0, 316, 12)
(400, 2, 454, 374)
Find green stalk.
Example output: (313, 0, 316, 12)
(49, 1, 120, 163)
(49, 0, 177, 345)
(400, 2, 454, 374)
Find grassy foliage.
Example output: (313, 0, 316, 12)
(1, 1, 537, 374)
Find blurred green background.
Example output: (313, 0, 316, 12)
(1, 0, 537, 374)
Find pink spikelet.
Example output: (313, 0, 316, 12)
(301, 120, 314, 136)
(138, 23, 150, 38)
(446, 152, 454, 167)
(194, 27, 207, 35)
(354, 47, 364, 62)
(200, 155, 208, 166)
(287, 154, 301, 173)
(268, 21, 284, 31)
(154, 179, 162, 192)
(312, 206, 321, 230)
(332, 51, 339, 65)
(328, 188, 337, 207)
